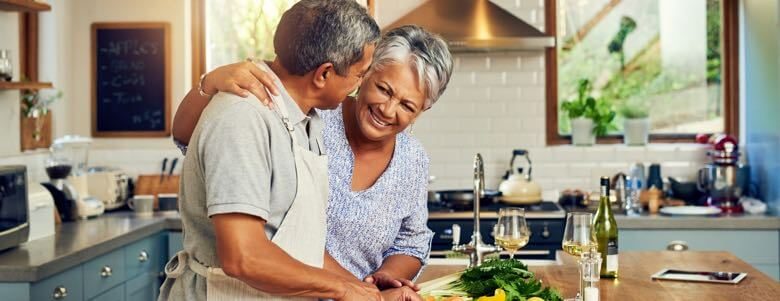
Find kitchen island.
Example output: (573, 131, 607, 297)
(418, 251, 780, 301)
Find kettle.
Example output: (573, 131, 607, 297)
(498, 149, 542, 204)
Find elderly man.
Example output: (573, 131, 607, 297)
(158, 1, 388, 300)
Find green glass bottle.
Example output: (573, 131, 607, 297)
(593, 176, 619, 278)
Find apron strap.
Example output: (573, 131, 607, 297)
(163, 250, 212, 279)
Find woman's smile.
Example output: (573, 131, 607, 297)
(368, 105, 393, 128)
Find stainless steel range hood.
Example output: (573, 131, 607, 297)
(384, 0, 555, 52)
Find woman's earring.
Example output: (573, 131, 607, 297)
(408, 123, 415, 135)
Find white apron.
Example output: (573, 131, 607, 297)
(165, 94, 329, 301)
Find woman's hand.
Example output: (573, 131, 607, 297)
(202, 60, 281, 107)
(380, 286, 423, 301)
(364, 271, 420, 291)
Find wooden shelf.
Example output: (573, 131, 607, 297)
(0, 0, 51, 12)
(0, 81, 53, 90)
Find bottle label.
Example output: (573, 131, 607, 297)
(606, 239, 619, 272)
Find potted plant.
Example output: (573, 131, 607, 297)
(620, 97, 650, 145)
(562, 79, 617, 145)
(21, 89, 61, 149)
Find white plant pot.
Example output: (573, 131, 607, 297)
(624, 118, 649, 146)
(571, 117, 595, 146)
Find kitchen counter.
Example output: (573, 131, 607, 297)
(429, 205, 780, 229)
(0, 211, 181, 282)
(615, 213, 780, 229)
(418, 251, 780, 300)
(2, 210, 778, 282)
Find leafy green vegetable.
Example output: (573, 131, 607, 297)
(451, 259, 563, 301)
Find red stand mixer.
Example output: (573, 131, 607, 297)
(697, 134, 745, 214)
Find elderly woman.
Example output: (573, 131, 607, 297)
(173, 25, 452, 292)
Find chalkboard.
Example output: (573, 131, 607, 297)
(91, 22, 171, 137)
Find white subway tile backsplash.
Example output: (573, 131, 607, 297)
(474, 72, 507, 86)
(457, 56, 490, 71)
(456, 87, 491, 102)
(551, 147, 585, 162)
(505, 72, 539, 86)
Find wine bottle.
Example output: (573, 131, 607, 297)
(593, 176, 619, 278)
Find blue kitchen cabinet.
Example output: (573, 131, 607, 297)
(125, 272, 158, 301)
(168, 231, 183, 259)
(0, 231, 172, 301)
(620, 229, 780, 280)
(30, 265, 84, 301)
(83, 247, 126, 299)
(89, 283, 125, 301)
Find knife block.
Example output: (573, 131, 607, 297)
(134, 174, 180, 209)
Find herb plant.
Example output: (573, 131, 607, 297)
(561, 79, 617, 136)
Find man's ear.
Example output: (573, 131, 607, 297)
(312, 63, 334, 89)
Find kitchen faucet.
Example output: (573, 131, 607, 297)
(452, 153, 501, 268)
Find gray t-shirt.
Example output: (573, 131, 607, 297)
(160, 66, 323, 300)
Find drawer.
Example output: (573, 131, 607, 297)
(124, 233, 166, 279)
(83, 248, 126, 299)
(125, 272, 159, 301)
(31, 265, 84, 301)
(620, 230, 780, 264)
(89, 283, 125, 301)
(168, 231, 183, 260)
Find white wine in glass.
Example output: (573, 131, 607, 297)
(562, 240, 597, 257)
(562, 212, 596, 301)
(495, 207, 530, 260)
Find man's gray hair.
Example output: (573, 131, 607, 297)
(370, 25, 453, 109)
(274, 0, 380, 76)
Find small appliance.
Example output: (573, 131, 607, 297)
(697, 136, 744, 213)
(87, 166, 129, 210)
(498, 149, 542, 204)
(0, 165, 29, 251)
(43, 135, 104, 220)
(27, 183, 55, 241)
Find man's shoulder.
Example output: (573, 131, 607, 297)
(203, 92, 275, 120)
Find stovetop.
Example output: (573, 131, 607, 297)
(427, 201, 566, 219)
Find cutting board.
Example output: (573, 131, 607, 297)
(134, 174, 180, 209)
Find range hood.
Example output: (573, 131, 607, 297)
(384, 0, 555, 52)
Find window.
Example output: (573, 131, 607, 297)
(545, 0, 739, 144)
(191, 0, 374, 86)
(204, 0, 298, 71)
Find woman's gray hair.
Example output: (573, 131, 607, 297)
(370, 25, 453, 109)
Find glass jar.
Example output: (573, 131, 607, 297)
(0, 50, 12, 81)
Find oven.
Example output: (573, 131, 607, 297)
(427, 202, 565, 261)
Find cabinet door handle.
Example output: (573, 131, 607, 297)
(52, 286, 68, 299)
(100, 265, 113, 278)
(138, 250, 149, 262)
(541, 226, 551, 238)
(666, 240, 689, 251)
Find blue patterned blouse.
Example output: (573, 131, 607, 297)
(319, 106, 433, 280)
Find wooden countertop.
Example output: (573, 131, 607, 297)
(418, 251, 780, 301)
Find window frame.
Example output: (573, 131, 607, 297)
(190, 0, 375, 88)
(544, 0, 740, 145)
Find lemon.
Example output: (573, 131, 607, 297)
(527, 297, 545, 301)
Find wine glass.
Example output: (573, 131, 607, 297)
(494, 207, 531, 260)
(562, 212, 597, 301)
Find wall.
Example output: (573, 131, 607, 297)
(378, 0, 707, 195)
(0, 0, 188, 182)
(0, 11, 21, 157)
(742, 0, 780, 213)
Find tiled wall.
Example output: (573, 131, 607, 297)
(380, 0, 708, 195)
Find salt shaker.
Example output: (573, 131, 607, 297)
(581, 251, 602, 301)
